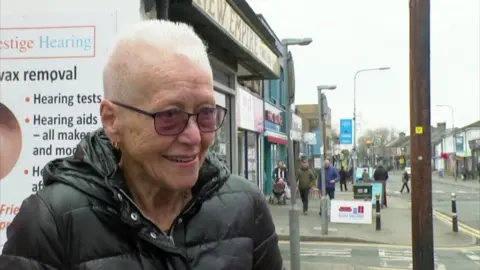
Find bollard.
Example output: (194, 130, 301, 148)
(375, 192, 381, 231)
(451, 192, 458, 232)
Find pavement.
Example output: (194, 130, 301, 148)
(268, 180, 477, 247)
(386, 172, 480, 235)
(281, 241, 480, 270)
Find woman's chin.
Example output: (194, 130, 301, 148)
(165, 175, 198, 191)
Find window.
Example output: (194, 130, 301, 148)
(211, 90, 231, 169)
(279, 67, 285, 107)
(247, 131, 259, 185)
(263, 80, 270, 99)
(269, 78, 279, 103)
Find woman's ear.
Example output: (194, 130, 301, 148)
(100, 100, 120, 142)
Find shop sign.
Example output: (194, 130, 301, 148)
(290, 113, 302, 141)
(236, 87, 263, 133)
(264, 103, 283, 133)
(303, 132, 316, 145)
(192, 0, 279, 76)
(330, 200, 372, 225)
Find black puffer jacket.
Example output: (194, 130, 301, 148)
(0, 129, 282, 269)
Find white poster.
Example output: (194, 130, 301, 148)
(236, 87, 255, 131)
(0, 12, 116, 247)
(330, 200, 373, 224)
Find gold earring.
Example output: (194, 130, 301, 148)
(112, 141, 119, 149)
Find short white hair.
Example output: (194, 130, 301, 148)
(103, 20, 212, 102)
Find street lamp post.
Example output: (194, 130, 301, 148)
(436, 104, 456, 179)
(282, 37, 312, 270)
(317, 85, 336, 236)
(352, 67, 390, 183)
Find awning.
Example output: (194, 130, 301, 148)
(265, 131, 288, 145)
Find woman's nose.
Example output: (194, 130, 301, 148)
(177, 118, 201, 144)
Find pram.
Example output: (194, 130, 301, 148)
(268, 179, 287, 205)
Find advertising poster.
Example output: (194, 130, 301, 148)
(330, 200, 373, 224)
(0, 12, 116, 247)
(370, 182, 384, 205)
(339, 118, 353, 144)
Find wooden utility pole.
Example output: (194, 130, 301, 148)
(409, 0, 435, 269)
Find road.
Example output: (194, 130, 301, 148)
(279, 241, 480, 270)
(386, 173, 480, 231)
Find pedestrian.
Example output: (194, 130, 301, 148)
(373, 165, 389, 181)
(373, 165, 389, 208)
(296, 158, 316, 215)
(477, 162, 480, 181)
(273, 160, 288, 184)
(348, 167, 354, 183)
(362, 169, 370, 182)
(459, 165, 467, 181)
(339, 166, 348, 191)
(400, 169, 410, 193)
(0, 20, 283, 269)
(318, 159, 340, 216)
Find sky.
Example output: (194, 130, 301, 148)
(247, 0, 480, 136)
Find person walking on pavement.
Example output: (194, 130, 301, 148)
(373, 165, 389, 181)
(272, 160, 288, 184)
(477, 162, 480, 181)
(459, 165, 467, 181)
(348, 167, 354, 183)
(339, 166, 348, 191)
(296, 158, 316, 215)
(400, 169, 410, 193)
(318, 159, 340, 216)
(373, 165, 389, 207)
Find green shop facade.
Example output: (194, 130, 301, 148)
(263, 101, 288, 195)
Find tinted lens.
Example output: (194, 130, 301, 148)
(154, 109, 188, 135)
(197, 107, 226, 132)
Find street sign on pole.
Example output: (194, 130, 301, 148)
(339, 119, 353, 144)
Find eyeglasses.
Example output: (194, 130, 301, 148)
(111, 101, 227, 136)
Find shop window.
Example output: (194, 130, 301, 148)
(213, 66, 231, 87)
(237, 131, 246, 177)
(211, 91, 231, 169)
(247, 132, 259, 185)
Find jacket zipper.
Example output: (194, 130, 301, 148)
(119, 189, 199, 246)
(119, 189, 173, 244)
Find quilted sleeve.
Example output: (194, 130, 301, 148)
(0, 194, 64, 269)
(251, 190, 283, 270)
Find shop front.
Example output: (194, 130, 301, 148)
(469, 139, 480, 178)
(211, 89, 233, 168)
(291, 113, 303, 161)
(236, 87, 264, 188)
(263, 102, 287, 195)
(169, 0, 280, 174)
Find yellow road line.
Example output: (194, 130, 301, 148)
(433, 213, 480, 238)
(369, 267, 406, 270)
(433, 210, 480, 238)
(277, 240, 480, 251)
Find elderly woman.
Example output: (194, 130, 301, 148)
(0, 21, 282, 269)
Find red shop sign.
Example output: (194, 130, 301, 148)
(265, 110, 283, 125)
